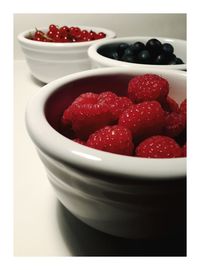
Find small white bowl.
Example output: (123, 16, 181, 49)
(88, 36, 186, 70)
(18, 26, 116, 83)
(26, 67, 186, 239)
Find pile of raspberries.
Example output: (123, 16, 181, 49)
(60, 74, 186, 158)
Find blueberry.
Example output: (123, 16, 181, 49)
(117, 43, 129, 58)
(97, 44, 118, 59)
(137, 50, 151, 64)
(168, 54, 178, 64)
(107, 51, 119, 60)
(154, 53, 167, 65)
(162, 43, 174, 55)
(146, 38, 162, 56)
(175, 58, 184, 64)
(129, 42, 145, 54)
(121, 54, 138, 63)
(123, 47, 134, 56)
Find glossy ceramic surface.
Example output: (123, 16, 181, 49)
(26, 67, 186, 238)
(18, 26, 116, 83)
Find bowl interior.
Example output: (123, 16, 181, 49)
(45, 71, 186, 136)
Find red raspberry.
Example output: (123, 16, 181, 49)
(161, 96, 179, 113)
(110, 97, 133, 120)
(135, 135, 182, 158)
(182, 144, 187, 157)
(97, 91, 117, 103)
(64, 103, 112, 139)
(119, 101, 165, 140)
(164, 112, 185, 137)
(62, 92, 99, 126)
(87, 125, 134, 156)
(128, 74, 169, 103)
(179, 99, 187, 125)
(72, 92, 98, 106)
(98, 92, 133, 121)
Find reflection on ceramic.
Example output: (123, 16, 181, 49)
(18, 26, 116, 83)
(88, 36, 186, 70)
(26, 67, 186, 239)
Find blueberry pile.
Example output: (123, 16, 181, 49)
(98, 38, 184, 65)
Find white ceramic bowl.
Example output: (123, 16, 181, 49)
(26, 67, 186, 239)
(18, 26, 116, 83)
(88, 36, 186, 71)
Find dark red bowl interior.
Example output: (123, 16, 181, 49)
(45, 73, 133, 133)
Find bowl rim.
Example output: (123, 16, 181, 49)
(26, 67, 186, 180)
(88, 36, 186, 70)
(17, 25, 116, 48)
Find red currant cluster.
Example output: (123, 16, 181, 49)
(30, 24, 106, 43)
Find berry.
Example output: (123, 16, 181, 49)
(98, 92, 132, 120)
(72, 92, 99, 106)
(162, 43, 174, 55)
(119, 101, 165, 140)
(96, 32, 106, 39)
(31, 25, 106, 43)
(121, 54, 138, 63)
(179, 99, 187, 125)
(161, 96, 179, 113)
(175, 58, 184, 64)
(117, 43, 129, 58)
(146, 38, 162, 56)
(60, 25, 69, 35)
(97, 92, 133, 121)
(164, 112, 185, 137)
(97, 91, 117, 103)
(87, 125, 134, 156)
(135, 135, 182, 158)
(128, 74, 169, 103)
(49, 24, 58, 33)
(129, 42, 145, 54)
(154, 53, 167, 65)
(65, 103, 112, 139)
(137, 50, 151, 64)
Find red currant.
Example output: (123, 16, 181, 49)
(88, 31, 96, 40)
(60, 36, 70, 43)
(47, 30, 54, 39)
(96, 32, 106, 39)
(60, 25, 69, 36)
(31, 25, 106, 43)
(34, 30, 44, 39)
(49, 24, 58, 33)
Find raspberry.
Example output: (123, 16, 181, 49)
(128, 74, 169, 103)
(135, 135, 182, 158)
(87, 125, 134, 156)
(110, 97, 133, 120)
(72, 92, 98, 106)
(179, 99, 187, 125)
(64, 103, 112, 139)
(164, 112, 185, 137)
(98, 92, 133, 121)
(119, 101, 165, 140)
(161, 96, 179, 113)
(97, 91, 117, 103)
(182, 144, 187, 157)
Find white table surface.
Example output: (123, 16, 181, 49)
(14, 60, 185, 256)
